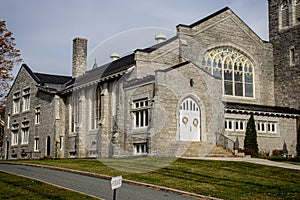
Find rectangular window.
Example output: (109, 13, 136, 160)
(235, 120, 245, 131)
(13, 92, 20, 114)
(134, 143, 147, 155)
(11, 131, 18, 145)
(268, 122, 277, 134)
(11, 124, 19, 145)
(22, 88, 30, 111)
(35, 107, 40, 124)
(91, 89, 101, 130)
(34, 138, 39, 151)
(21, 121, 29, 144)
(133, 99, 149, 129)
(7, 114, 10, 129)
(59, 136, 64, 150)
(290, 47, 295, 65)
(71, 94, 79, 132)
(21, 128, 29, 144)
(225, 119, 234, 131)
(257, 121, 266, 133)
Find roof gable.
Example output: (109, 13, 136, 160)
(177, 7, 266, 45)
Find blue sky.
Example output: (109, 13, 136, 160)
(0, 0, 269, 76)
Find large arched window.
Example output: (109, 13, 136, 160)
(201, 47, 254, 97)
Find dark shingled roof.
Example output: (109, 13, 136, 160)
(21, 64, 72, 85)
(73, 53, 135, 86)
(34, 73, 72, 85)
(225, 102, 299, 115)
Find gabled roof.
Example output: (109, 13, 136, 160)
(177, 7, 230, 28)
(7, 64, 72, 96)
(20, 64, 72, 85)
(176, 7, 266, 43)
(72, 53, 135, 87)
(35, 73, 72, 85)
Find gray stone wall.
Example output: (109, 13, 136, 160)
(178, 9, 275, 107)
(225, 113, 298, 156)
(269, 0, 300, 109)
(72, 37, 87, 78)
(4, 67, 59, 159)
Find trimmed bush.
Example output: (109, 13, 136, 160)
(244, 113, 259, 156)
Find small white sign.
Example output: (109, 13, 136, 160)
(111, 176, 122, 190)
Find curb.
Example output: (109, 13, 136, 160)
(0, 162, 222, 200)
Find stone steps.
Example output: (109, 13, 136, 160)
(206, 145, 235, 157)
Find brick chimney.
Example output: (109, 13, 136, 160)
(72, 37, 87, 78)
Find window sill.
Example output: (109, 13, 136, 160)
(132, 127, 148, 133)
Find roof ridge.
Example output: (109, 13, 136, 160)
(177, 7, 231, 28)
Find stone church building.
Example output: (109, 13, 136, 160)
(3, 0, 300, 159)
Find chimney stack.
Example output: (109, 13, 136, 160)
(155, 33, 167, 44)
(72, 37, 87, 78)
(110, 52, 120, 61)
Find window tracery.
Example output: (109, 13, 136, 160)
(201, 47, 254, 97)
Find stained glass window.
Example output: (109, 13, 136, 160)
(200, 47, 254, 97)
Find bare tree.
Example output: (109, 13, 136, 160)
(0, 21, 22, 106)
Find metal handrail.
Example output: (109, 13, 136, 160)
(215, 132, 237, 153)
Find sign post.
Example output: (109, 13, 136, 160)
(111, 176, 122, 200)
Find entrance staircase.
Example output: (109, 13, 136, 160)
(174, 142, 235, 158)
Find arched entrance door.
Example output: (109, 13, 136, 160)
(179, 97, 201, 141)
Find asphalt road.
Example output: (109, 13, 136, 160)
(0, 164, 196, 200)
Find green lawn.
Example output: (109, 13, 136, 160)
(0, 171, 97, 200)
(5, 158, 300, 200)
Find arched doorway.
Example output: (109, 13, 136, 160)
(179, 97, 201, 141)
(46, 136, 51, 156)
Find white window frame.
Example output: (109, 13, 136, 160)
(11, 131, 18, 145)
(22, 89, 30, 112)
(21, 128, 29, 144)
(225, 119, 234, 131)
(235, 120, 245, 132)
(132, 99, 149, 129)
(34, 138, 39, 151)
(13, 92, 21, 114)
(11, 124, 19, 145)
(35, 107, 40, 124)
(201, 47, 255, 98)
(267, 122, 277, 134)
(257, 121, 267, 133)
(21, 121, 29, 144)
(134, 143, 148, 155)
(7, 114, 10, 129)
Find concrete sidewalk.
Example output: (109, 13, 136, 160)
(194, 157, 300, 170)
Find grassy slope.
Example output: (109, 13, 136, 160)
(6, 158, 300, 200)
(0, 171, 97, 200)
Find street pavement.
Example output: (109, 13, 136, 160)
(0, 163, 203, 200)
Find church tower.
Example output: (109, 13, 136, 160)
(269, 0, 300, 109)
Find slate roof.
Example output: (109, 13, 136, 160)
(73, 53, 135, 86)
(35, 73, 72, 85)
